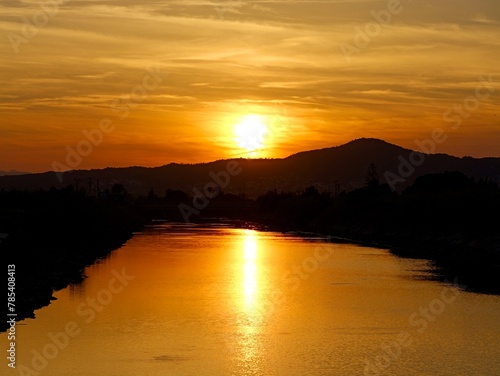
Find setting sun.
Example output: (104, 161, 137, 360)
(1, 1, 500, 375)
(234, 115, 269, 152)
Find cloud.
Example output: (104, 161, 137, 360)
(0, 0, 499, 171)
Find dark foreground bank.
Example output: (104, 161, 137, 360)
(0, 187, 146, 332)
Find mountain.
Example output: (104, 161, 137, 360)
(0, 170, 31, 177)
(1, 138, 499, 197)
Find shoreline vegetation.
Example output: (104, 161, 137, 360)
(1, 170, 499, 332)
(0, 187, 145, 332)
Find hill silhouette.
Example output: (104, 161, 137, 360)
(1, 138, 499, 196)
(0, 170, 30, 177)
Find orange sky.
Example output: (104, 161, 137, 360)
(1, 0, 499, 173)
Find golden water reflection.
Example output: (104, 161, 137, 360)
(15, 224, 500, 376)
(235, 230, 266, 374)
(242, 230, 258, 310)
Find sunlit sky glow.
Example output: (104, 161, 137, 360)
(1, 0, 499, 172)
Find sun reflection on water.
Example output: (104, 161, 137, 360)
(236, 230, 265, 374)
(242, 231, 258, 310)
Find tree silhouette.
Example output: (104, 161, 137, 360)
(110, 183, 127, 202)
(365, 162, 379, 188)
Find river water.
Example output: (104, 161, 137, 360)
(9, 223, 500, 375)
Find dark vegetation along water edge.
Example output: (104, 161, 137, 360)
(1, 169, 499, 332)
(0, 186, 146, 332)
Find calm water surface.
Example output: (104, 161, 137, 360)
(12, 223, 500, 375)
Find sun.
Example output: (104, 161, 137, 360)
(234, 114, 269, 151)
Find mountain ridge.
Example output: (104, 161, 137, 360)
(1, 138, 499, 197)
(0, 170, 31, 177)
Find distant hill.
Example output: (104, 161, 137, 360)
(0, 170, 30, 177)
(1, 138, 499, 197)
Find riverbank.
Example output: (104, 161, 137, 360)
(0, 188, 146, 332)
